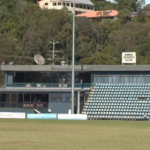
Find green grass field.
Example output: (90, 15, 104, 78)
(0, 119, 150, 150)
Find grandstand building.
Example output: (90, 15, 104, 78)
(0, 65, 150, 120)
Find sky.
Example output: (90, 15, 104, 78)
(109, 0, 150, 5)
(146, 0, 150, 5)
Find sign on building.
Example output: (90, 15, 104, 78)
(122, 52, 136, 64)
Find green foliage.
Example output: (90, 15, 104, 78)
(91, 0, 116, 10)
(118, 8, 131, 23)
(134, 9, 150, 23)
(0, 0, 149, 69)
(115, 0, 138, 11)
(145, 4, 150, 11)
(80, 52, 117, 65)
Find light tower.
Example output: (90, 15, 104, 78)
(71, 0, 75, 114)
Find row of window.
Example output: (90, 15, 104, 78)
(45, 2, 94, 10)
(92, 75, 150, 84)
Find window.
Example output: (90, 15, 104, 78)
(71, 3, 73, 7)
(75, 4, 79, 8)
(53, 2, 57, 6)
(50, 93, 63, 102)
(24, 94, 30, 103)
(93, 75, 107, 83)
(58, 2, 61, 5)
(66, 3, 70, 6)
(132, 76, 141, 83)
(83, 6, 86, 9)
(45, 3, 48, 5)
(144, 75, 150, 83)
(79, 5, 82, 8)
(65, 93, 71, 102)
(63, 3, 65, 6)
(125, 75, 132, 83)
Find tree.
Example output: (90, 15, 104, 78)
(79, 52, 117, 65)
(115, 0, 138, 11)
(109, 22, 150, 60)
(118, 8, 131, 24)
(144, 4, 150, 10)
(91, 0, 116, 10)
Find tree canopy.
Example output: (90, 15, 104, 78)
(0, 0, 149, 67)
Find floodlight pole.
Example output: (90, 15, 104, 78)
(71, 0, 75, 114)
(49, 41, 59, 65)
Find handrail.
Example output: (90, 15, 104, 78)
(7, 83, 92, 88)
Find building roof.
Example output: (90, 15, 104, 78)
(76, 10, 118, 18)
(131, 11, 138, 18)
(38, 0, 94, 5)
(145, 11, 150, 17)
(1, 65, 150, 72)
(0, 87, 88, 92)
(63, 0, 94, 5)
(131, 11, 150, 18)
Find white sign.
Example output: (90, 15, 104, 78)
(122, 52, 136, 64)
(0, 112, 26, 119)
(58, 114, 87, 120)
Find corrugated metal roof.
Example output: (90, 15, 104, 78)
(63, 0, 94, 5)
(38, 0, 94, 5)
(1, 65, 150, 72)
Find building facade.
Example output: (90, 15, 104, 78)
(38, 0, 95, 14)
(1, 65, 150, 114)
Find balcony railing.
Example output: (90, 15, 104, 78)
(0, 102, 48, 109)
(7, 83, 92, 88)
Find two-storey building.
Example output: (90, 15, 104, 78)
(38, 0, 95, 14)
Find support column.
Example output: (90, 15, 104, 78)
(10, 93, 11, 108)
(4, 72, 7, 87)
(30, 93, 31, 108)
(48, 93, 51, 110)
(23, 93, 24, 108)
(7, 72, 13, 86)
(48, 93, 50, 103)
(77, 91, 80, 114)
(63, 94, 65, 102)
(84, 92, 86, 103)
(30, 93, 31, 102)
(16, 93, 18, 108)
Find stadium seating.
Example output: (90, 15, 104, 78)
(83, 83, 150, 120)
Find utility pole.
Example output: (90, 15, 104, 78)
(49, 41, 59, 65)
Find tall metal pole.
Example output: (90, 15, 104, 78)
(71, 0, 75, 114)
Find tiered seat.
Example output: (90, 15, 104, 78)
(84, 83, 150, 120)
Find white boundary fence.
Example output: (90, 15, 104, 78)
(58, 114, 87, 120)
(0, 112, 87, 120)
(0, 112, 26, 119)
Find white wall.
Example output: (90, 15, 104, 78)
(38, 0, 94, 13)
